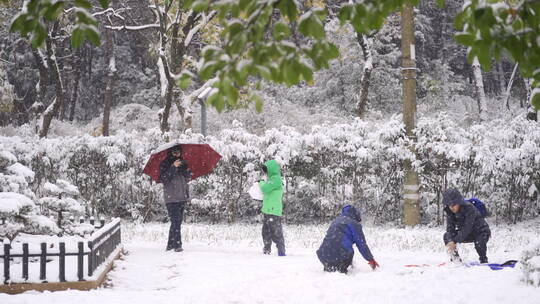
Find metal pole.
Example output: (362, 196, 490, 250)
(200, 98, 207, 136)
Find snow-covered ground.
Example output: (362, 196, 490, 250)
(2, 220, 540, 303)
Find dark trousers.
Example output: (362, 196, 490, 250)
(262, 214, 285, 255)
(444, 230, 490, 261)
(166, 202, 186, 250)
(317, 253, 353, 274)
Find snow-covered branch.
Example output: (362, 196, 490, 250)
(184, 11, 217, 47)
(91, 7, 129, 19)
(182, 77, 219, 107)
(105, 23, 161, 31)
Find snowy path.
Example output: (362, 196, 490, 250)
(2, 241, 539, 304)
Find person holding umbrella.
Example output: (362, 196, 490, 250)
(160, 145, 191, 252)
(144, 141, 222, 252)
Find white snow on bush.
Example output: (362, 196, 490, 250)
(7, 162, 35, 181)
(25, 214, 60, 234)
(56, 179, 80, 196)
(44, 181, 63, 195)
(0, 192, 35, 214)
(0, 150, 17, 164)
(521, 242, 540, 287)
(70, 223, 95, 236)
(39, 197, 84, 213)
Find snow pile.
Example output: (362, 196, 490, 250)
(521, 242, 540, 287)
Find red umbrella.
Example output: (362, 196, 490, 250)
(143, 142, 221, 182)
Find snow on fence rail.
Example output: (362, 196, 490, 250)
(1, 218, 121, 285)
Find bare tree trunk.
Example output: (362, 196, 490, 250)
(401, 3, 421, 226)
(31, 48, 49, 106)
(69, 49, 81, 121)
(154, 0, 174, 133)
(355, 33, 373, 118)
(102, 29, 116, 136)
(440, 7, 448, 105)
(39, 30, 65, 138)
(497, 61, 506, 96)
(504, 63, 519, 111)
(159, 55, 174, 133)
(472, 57, 486, 116)
(171, 11, 199, 131)
(525, 78, 538, 121)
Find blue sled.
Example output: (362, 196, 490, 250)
(465, 260, 518, 270)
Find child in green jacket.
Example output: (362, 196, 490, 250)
(259, 159, 285, 256)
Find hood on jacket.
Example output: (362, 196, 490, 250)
(442, 188, 465, 206)
(342, 205, 361, 222)
(264, 160, 281, 178)
(167, 145, 183, 159)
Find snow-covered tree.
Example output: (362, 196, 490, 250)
(39, 179, 86, 234)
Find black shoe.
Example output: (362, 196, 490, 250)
(174, 247, 183, 252)
(263, 250, 271, 255)
(479, 256, 488, 264)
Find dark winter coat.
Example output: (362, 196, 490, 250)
(444, 203, 490, 243)
(316, 205, 374, 263)
(159, 151, 191, 204)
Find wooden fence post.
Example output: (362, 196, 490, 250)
(77, 242, 84, 281)
(39, 242, 47, 282)
(3, 243, 10, 284)
(88, 241, 94, 277)
(22, 243, 29, 281)
(59, 242, 66, 282)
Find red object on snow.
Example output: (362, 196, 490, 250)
(143, 143, 221, 182)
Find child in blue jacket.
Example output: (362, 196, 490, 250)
(316, 205, 379, 274)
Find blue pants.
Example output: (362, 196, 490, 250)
(166, 202, 186, 250)
(317, 251, 353, 274)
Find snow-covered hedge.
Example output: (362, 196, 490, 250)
(521, 242, 540, 287)
(0, 151, 59, 241)
(1, 114, 539, 224)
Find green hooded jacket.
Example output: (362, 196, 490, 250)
(259, 160, 284, 216)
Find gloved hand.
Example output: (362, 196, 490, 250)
(446, 241, 457, 252)
(368, 259, 380, 270)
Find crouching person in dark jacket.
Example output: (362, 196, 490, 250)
(316, 205, 379, 274)
(443, 189, 491, 263)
